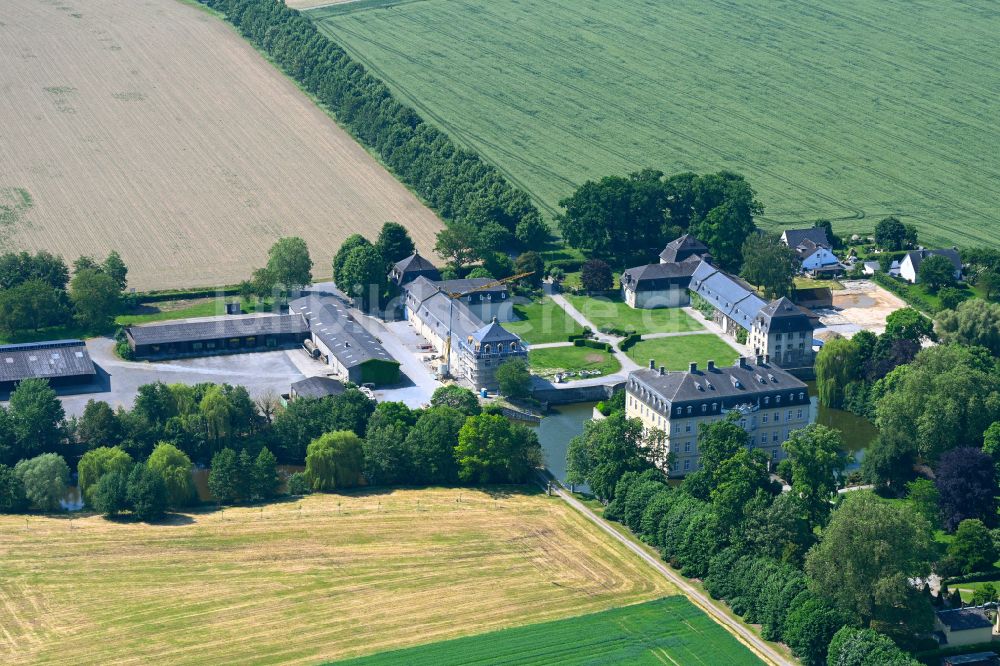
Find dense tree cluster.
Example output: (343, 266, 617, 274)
(814, 308, 931, 417)
(202, 0, 545, 267)
(740, 231, 799, 299)
(557, 170, 762, 269)
(0, 381, 540, 519)
(0, 250, 127, 337)
(572, 396, 936, 665)
(873, 216, 917, 252)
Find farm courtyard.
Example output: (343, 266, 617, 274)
(0, 488, 675, 665)
(312, 0, 1000, 249)
(0, 0, 443, 289)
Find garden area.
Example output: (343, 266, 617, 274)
(528, 345, 620, 380)
(564, 295, 704, 335)
(625, 335, 739, 370)
(504, 297, 583, 344)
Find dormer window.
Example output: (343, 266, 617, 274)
(776, 396, 781, 404)
(676, 406, 682, 416)
(712, 402, 718, 411)
(701, 404, 707, 413)
(686, 406, 692, 414)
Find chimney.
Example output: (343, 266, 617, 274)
(688, 362, 697, 373)
(659, 366, 665, 376)
(755, 354, 765, 366)
(649, 359, 655, 370)
(707, 360, 716, 371)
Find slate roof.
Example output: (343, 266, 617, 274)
(288, 295, 397, 369)
(290, 376, 346, 399)
(937, 608, 993, 632)
(433, 278, 507, 297)
(472, 318, 519, 343)
(689, 261, 767, 331)
(755, 297, 818, 333)
(127, 314, 309, 346)
(403, 277, 520, 345)
(629, 357, 807, 408)
(659, 234, 709, 263)
(944, 652, 1000, 665)
(782, 228, 830, 249)
(393, 252, 437, 275)
(0, 340, 96, 383)
(904, 248, 962, 273)
(622, 261, 700, 289)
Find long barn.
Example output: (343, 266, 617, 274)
(0, 340, 97, 391)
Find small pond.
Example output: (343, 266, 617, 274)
(531, 402, 597, 489)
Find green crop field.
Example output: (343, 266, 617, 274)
(310, 0, 1000, 248)
(332, 596, 762, 665)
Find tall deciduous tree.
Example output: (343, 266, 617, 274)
(825, 626, 919, 666)
(14, 453, 69, 511)
(495, 358, 532, 399)
(77, 399, 123, 449)
(265, 237, 312, 291)
(434, 222, 480, 270)
(814, 337, 862, 409)
(8, 378, 65, 460)
(874, 216, 907, 251)
(305, 431, 364, 491)
(208, 448, 241, 504)
(102, 251, 129, 291)
(455, 414, 541, 484)
(77, 446, 133, 506)
(580, 259, 613, 292)
(936, 447, 997, 531)
(740, 231, 798, 298)
(947, 519, 997, 574)
(884, 307, 934, 343)
(146, 442, 195, 508)
(0, 279, 69, 334)
(936, 298, 1000, 357)
(251, 447, 279, 500)
(566, 413, 651, 501)
(126, 462, 168, 522)
(333, 234, 372, 288)
(374, 222, 415, 267)
(917, 254, 957, 292)
(70, 268, 121, 330)
(430, 385, 481, 416)
(339, 244, 386, 310)
(805, 491, 934, 634)
(782, 424, 847, 527)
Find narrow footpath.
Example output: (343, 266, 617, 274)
(546, 480, 793, 666)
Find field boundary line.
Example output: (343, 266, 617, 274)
(541, 477, 793, 666)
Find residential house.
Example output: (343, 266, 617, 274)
(625, 356, 812, 477)
(935, 608, 994, 647)
(899, 248, 963, 284)
(780, 228, 842, 275)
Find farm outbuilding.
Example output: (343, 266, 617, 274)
(289, 295, 400, 386)
(0, 340, 97, 391)
(125, 314, 311, 360)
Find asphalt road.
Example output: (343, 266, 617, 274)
(545, 479, 794, 666)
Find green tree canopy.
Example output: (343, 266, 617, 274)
(78, 446, 133, 506)
(208, 448, 241, 504)
(495, 358, 532, 399)
(580, 258, 613, 292)
(0, 463, 28, 513)
(936, 298, 1000, 357)
(825, 626, 919, 666)
(884, 307, 934, 343)
(14, 453, 69, 511)
(430, 385, 481, 416)
(8, 378, 65, 461)
(404, 406, 465, 485)
(566, 413, 652, 501)
(917, 254, 957, 292)
(947, 519, 997, 574)
(92, 468, 130, 518)
(146, 442, 195, 508)
(740, 231, 798, 298)
(874, 216, 907, 251)
(805, 491, 934, 633)
(305, 431, 364, 491)
(333, 234, 372, 287)
(455, 414, 542, 484)
(70, 268, 121, 330)
(126, 462, 168, 522)
(0, 279, 69, 334)
(814, 337, 862, 409)
(434, 222, 480, 270)
(514, 251, 544, 288)
(77, 399, 123, 449)
(0, 250, 70, 290)
(782, 424, 847, 527)
(265, 237, 312, 291)
(374, 222, 415, 266)
(339, 243, 386, 310)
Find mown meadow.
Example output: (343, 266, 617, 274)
(311, 0, 1000, 248)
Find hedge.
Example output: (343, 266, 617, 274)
(133, 285, 243, 303)
(871, 272, 939, 314)
(620, 333, 642, 351)
(573, 338, 612, 352)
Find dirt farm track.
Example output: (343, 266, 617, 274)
(0, 0, 443, 290)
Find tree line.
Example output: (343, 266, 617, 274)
(566, 405, 930, 665)
(200, 0, 548, 274)
(0, 250, 128, 337)
(0, 380, 541, 521)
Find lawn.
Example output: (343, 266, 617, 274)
(565, 295, 704, 334)
(627, 335, 740, 370)
(0, 488, 675, 665)
(115, 297, 276, 326)
(793, 276, 844, 291)
(529, 345, 620, 380)
(504, 297, 583, 344)
(311, 0, 1000, 249)
(333, 596, 761, 665)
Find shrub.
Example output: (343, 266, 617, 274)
(286, 472, 311, 496)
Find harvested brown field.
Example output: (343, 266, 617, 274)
(0, 488, 674, 665)
(0, 0, 443, 290)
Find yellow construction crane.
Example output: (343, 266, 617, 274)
(441, 271, 534, 378)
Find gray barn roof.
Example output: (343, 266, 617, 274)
(0, 339, 96, 383)
(127, 314, 310, 346)
(403, 277, 521, 345)
(289, 295, 397, 369)
(755, 297, 818, 333)
(290, 376, 346, 399)
(690, 261, 767, 331)
(622, 261, 700, 289)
